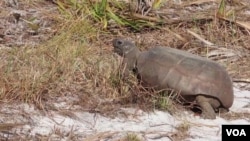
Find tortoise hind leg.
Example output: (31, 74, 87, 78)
(196, 95, 217, 119)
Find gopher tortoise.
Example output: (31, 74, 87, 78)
(113, 38, 234, 119)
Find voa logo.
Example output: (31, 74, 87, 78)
(226, 129, 246, 136)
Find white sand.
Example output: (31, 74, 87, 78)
(0, 87, 249, 140)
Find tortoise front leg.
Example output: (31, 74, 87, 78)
(121, 57, 135, 79)
(196, 95, 216, 119)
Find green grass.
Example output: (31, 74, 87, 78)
(55, 0, 161, 30)
(152, 89, 179, 114)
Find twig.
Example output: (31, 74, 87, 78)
(181, 0, 218, 7)
(233, 79, 250, 83)
(163, 28, 188, 42)
(131, 13, 161, 22)
(0, 123, 26, 131)
(150, 123, 173, 127)
(142, 131, 174, 141)
(186, 29, 215, 46)
(149, 133, 174, 140)
(217, 17, 250, 34)
(84, 131, 117, 141)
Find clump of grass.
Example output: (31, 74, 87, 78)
(155, 95, 173, 110)
(55, 0, 160, 31)
(171, 121, 190, 140)
(153, 89, 179, 114)
(123, 133, 141, 141)
(176, 121, 190, 132)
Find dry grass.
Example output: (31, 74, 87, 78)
(0, 17, 97, 107)
(0, 123, 25, 132)
(171, 121, 191, 141)
(220, 111, 250, 121)
(122, 133, 141, 141)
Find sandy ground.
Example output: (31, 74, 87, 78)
(0, 86, 249, 140)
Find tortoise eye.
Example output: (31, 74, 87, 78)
(117, 40, 123, 46)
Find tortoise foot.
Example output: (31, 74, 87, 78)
(196, 95, 217, 119)
(201, 108, 216, 119)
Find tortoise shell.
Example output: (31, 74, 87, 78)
(136, 46, 234, 108)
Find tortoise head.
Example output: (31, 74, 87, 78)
(112, 38, 138, 57)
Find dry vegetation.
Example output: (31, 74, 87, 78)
(0, 0, 250, 140)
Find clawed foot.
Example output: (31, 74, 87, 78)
(196, 95, 217, 119)
(201, 110, 216, 119)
